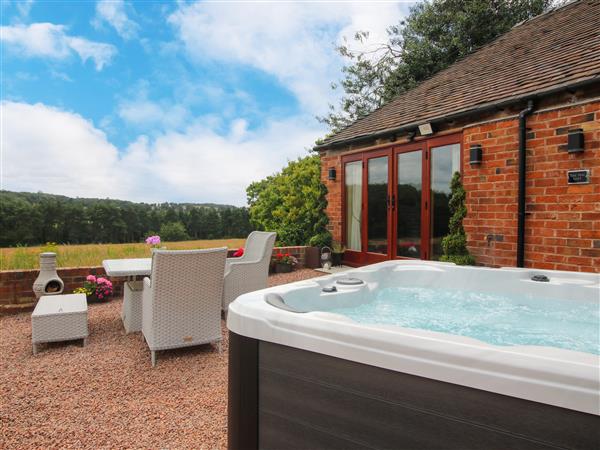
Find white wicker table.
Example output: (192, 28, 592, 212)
(102, 258, 151, 278)
(32, 294, 88, 355)
(102, 258, 151, 334)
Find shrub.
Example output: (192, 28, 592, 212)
(159, 222, 189, 242)
(308, 231, 332, 249)
(440, 172, 475, 265)
(246, 155, 329, 246)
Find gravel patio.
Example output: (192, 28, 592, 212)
(0, 269, 324, 449)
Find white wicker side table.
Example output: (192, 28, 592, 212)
(31, 294, 88, 355)
(122, 281, 143, 333)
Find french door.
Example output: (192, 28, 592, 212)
(342, 134, 461, 265)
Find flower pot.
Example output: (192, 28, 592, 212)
(275, 262, 293, 273)
(332, 252, 344, 267)
(86, 294, 111, 304)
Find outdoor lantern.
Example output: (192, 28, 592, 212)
(567, 129, 584, 153)
(418, 123, 433, 136)
(469, 144, 483, 165)
(320, 246, 332, 271)
(328, 167, 337, 181)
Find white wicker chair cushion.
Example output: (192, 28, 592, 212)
(142, 247, 227, 366)
(223, 231, 276, 311)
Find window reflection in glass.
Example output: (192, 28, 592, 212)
(430, 144, 460, 259)
(367, 157, 388, 254)
(397, 151, 422, 258)
(345, 161, 362, 251)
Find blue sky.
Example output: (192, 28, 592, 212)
(1, 0, 411, 205)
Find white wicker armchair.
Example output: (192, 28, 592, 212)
(142, 247, 227, 367)
(223, 231, 277, 312)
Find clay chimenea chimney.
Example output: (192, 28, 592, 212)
(32, 252, 64, 299)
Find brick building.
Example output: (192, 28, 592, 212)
(316, 0, 599, 272)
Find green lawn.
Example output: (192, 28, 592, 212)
(0, 239, 246, 271)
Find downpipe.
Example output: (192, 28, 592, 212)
(517, 100, 534, 268)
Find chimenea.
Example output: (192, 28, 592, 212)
(33, 252, 64, 299)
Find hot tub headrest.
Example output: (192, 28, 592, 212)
(265, 293, 308, 313)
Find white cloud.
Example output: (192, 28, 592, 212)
(116, 80, 190, 129)
(94, 0, 139, 40)
(1, 101, 323, 205)
(0, 23, 116, 70)
(16, 0, 34, 17)
(1, 102, 122, 198)
(168, 2, 408, 115)
(118, 99, 188, 129)
(66, 36, 117, 70)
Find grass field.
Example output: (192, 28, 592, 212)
(0, 239, 246, 271)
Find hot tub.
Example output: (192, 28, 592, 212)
(227, 261, 600, 450)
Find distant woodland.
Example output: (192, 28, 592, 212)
(0, 191, 252, 247)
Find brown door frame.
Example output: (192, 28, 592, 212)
(362, 149, 393, 265)
(341, 153, 364, 266)
(392, 142, 427, 260)
(341, 132, 463, 266)
(423, 133, 464, 260)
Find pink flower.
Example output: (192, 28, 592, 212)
(86, 275, 96, 283)
(146, 235, 161, 245)
(96, 277, 107, 284)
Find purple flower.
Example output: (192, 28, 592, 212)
(145, 235, 161, 246)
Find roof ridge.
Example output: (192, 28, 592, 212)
(322, 1, 568, 143)
(511, 0, 583, 29)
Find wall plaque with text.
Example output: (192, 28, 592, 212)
(567, 169, 590, 185)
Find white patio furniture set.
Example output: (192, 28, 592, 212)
(31, 231, 277, 367)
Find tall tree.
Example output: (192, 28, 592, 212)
(247, 155, 329, 246)
(319, 0, 551, 132)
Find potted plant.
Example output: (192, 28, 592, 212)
(74, 275, 114, 303)
(272, 252, 298, 273)
(145, 235, 162, 250)
(331, 241, 346, 267)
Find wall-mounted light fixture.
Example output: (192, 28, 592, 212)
(567, 129, 584, 153)
(328, 167, 337, 181)
(418, 123, 433, 136)
(469, 144, 483, 165)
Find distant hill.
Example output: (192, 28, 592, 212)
(1, 190, 235, 209)
(0, 190, 252, 247)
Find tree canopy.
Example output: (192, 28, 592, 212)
(0, 191, 251, 247)
(319, 0, 551, 132)
(246, 155, 329, 246)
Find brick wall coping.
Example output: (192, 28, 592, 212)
(0, 246, 314, 313)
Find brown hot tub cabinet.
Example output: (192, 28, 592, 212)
(228, 332, 599, 450)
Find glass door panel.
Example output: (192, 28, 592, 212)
(367, 156, 388, 254)
(396, 151, 422, 258)
(345, 161, 362, 251)
(430, 143, 461, 259)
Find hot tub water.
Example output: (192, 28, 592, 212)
(329, 286, 600, 355)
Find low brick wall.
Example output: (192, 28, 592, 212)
(0, 246, 312, 314)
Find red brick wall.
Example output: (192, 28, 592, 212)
(0, 266, 125, 313)
(463, 101, 599, 271)
(321, 154, 343, 242)
(0, 246, 312, 313)
(321, 100, 599, 273)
